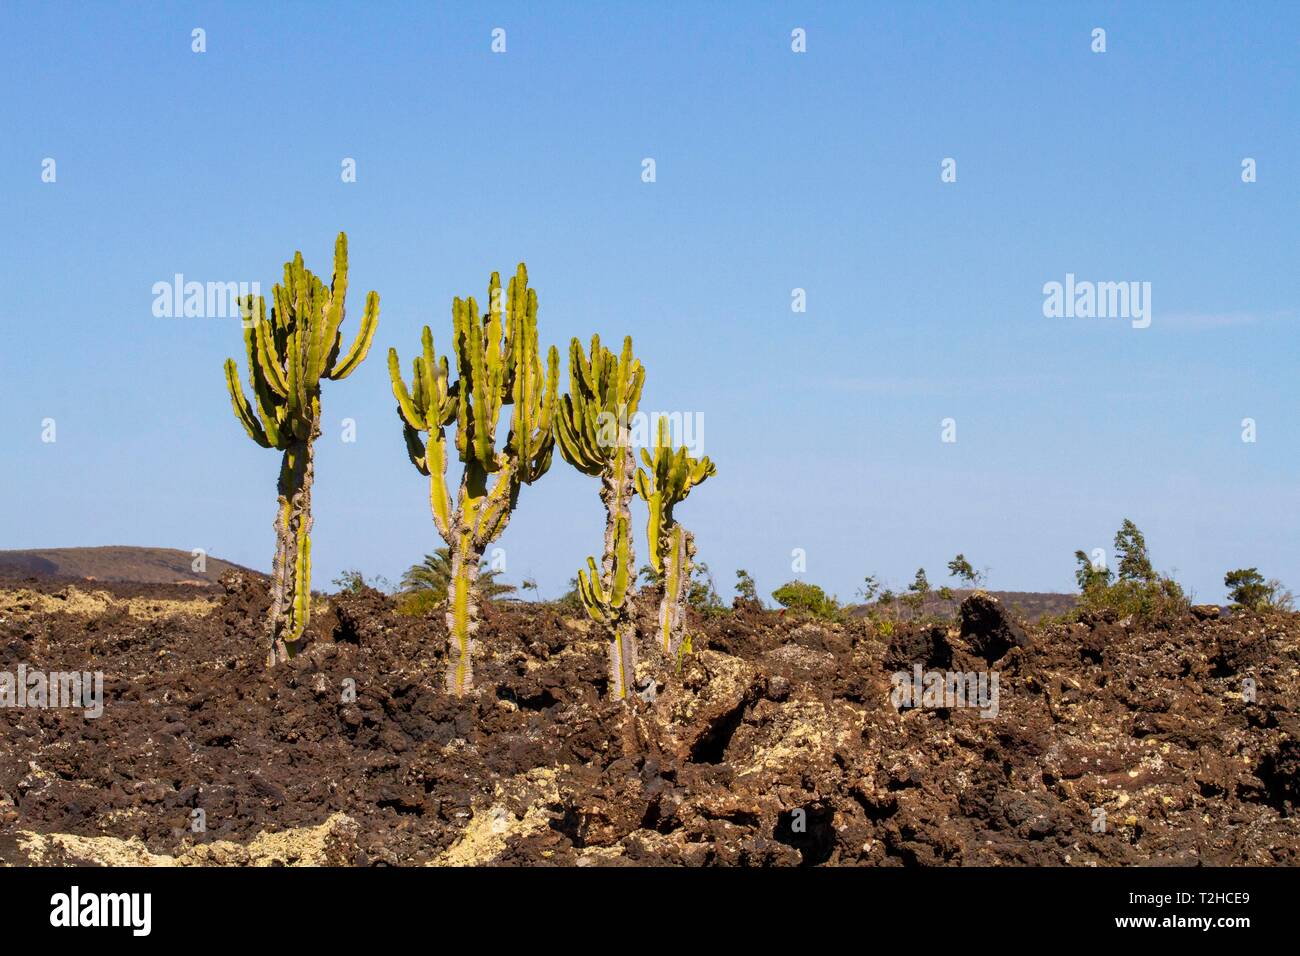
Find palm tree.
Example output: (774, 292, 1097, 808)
(400, 548, 517, 599)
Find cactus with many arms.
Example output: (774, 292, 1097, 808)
(637, 416, 716, 662)
(555, 335, 645, 700)
(390, 264, 558, 696)
(223, 232, 378, 664)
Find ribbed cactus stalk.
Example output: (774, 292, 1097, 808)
(637, 416, 716, 662)
(555, 335, 646, 701)
(223, 232, 378, 664)
(390, 264, 557, 696)
(576, 514, 638, 701)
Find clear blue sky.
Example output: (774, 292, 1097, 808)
(2, 2, 1297, 603)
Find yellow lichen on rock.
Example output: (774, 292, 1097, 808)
(0, 586, 216, 621)
(10, 813, 357, 867)
(432, 768, 562, 866)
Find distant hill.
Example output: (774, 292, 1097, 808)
(0, 547, 254, 585)
(848, 589, 1077, 623)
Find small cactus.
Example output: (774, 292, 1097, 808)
(555, 335, 645, 700)
(390, 264, 557, 695)
(637, 416, 715, 662)
(223, 232, 378, 664)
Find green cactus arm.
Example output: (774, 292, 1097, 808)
(243, 302, 287, 444)
(224, 358, 271, 448)
(540, 344, 559, 433)
(692, 456, 717, 485)
(252, 304, 289, 399)
(634, 467, 652, 504)
(530, 444, 554, 482)
(554, 340, 607, 472)
(388, 348, 427, 430)
(304, 275, 328, 387)
(498, 267, 530, 397)
(290, 251, 306, 298)
(412, 355, 430, 416)
(451, 298, 472, 461)
(615, 336, 644, 417)
(577, 558, 609, 624)
(272, 280, 291, 334)
(553, 398, 580, 460)
(426, 432, 452, 540)
(436, 357, 456, 425)
(321, 232, 350, 358)
(570, 336, 595, 397)
(270, 284, 292, 375)
(555, 397, 603, 475)
(402, 422, 430, 474)
(641, 492, 665, 576)
(468, 296, 493, 461)
(574, 377, 612, 466)
(286, 257, 308, 394)
(463, 297, 500, 469)
(609, 515, 631, 605)
(248, 348, 287, 449)
(283, 317, 303, 422)
(418, 327, 439, 411)
(510, 339, 558, 483)
(328, 290, 379, 380)
(486, 272, 506, 388)
(509, 317, 541, 440)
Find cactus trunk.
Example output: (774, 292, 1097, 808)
(445, 531, 482, 695)
(266, 428, 317, 665)
(600, 443, 636, 583)
(608, 619, 639, 703)
(657, 524, 693, 659)
(602, 445, 638, 699)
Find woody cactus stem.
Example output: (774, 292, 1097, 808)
(636, 416, 716, 661)
(577, 515, 638, 701)
(390, 264, 558, 696)
(223, 232, 378, 665)
(555, 336, 646, 699)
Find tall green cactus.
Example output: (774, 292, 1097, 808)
(390, 264, 558, 696)
(637, 416, 716, 662)
(224, 232, 378, 664)
(555, 335, 645, 701)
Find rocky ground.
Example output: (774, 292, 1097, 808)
(1, 573, 1297, 866)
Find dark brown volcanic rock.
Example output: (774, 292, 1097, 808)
(1, 582, 1298, 866)
(958, 592, 1031, 663)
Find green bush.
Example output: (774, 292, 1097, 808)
(1074, 575, 1188, 624)
(771, 580, 842, 621)
(735, 569, 761, 607)
(1070, 519, 1188, 626)
(1225, 568, 1294, 612)
(395, 588, 443, 618)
